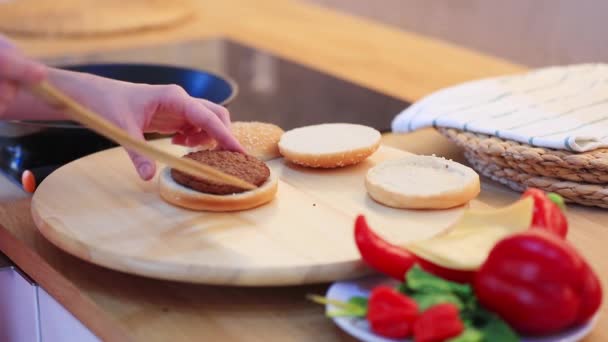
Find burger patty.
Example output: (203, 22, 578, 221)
(171, 150, 270, 195)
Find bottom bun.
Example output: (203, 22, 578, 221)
(365, 155, 480, 209)
(159, 167, 278, 212)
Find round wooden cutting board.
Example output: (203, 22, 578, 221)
(31, 140, 465, 286)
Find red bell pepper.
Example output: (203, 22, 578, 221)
(412, 303, 464, 342)
(416, 258, 475, 284)
(522, 188, 568, 238)
(474, 230, 602, 335)
(354, 215, 417, 281)
(367, 286, 419, 338)
(354, 215, 474, 283)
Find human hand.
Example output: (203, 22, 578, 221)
(0, 36, 240, 182)
(0, 35, 46, 115)
(54, 71, 244, 180)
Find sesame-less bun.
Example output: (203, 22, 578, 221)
(159, 167, 278, 212)
(278, 123, 381, 168)
(231, 121, 284, 161)
(365, 155, 480, 209)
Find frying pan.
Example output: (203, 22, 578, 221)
(7, 63, 238, 131)
(0, 63, 238, 189)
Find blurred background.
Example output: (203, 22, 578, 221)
(0, 0, 606, 188)
(307, 0, 607, 66)
(3, 0, 606, 67)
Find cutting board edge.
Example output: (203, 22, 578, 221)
(32, 200, 377, 286)
(29, 143, 465, 286)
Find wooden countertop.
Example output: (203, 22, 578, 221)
(1, 1, 606, 341)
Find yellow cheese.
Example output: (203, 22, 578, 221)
(405, 197, 534, 270)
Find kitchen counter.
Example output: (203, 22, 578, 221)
(0, 1, 606, 341)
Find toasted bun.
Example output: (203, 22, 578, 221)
(365, 155, 480, 209)
(231, 121, 284, 161)
(159, 167, 278, 211)
(278, 123, 381, 168)
(188, 121, 284, 161)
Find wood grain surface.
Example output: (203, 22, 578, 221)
(31, 140, 464, 286)
(0, 0, 606, 341)
(308, 0, 608, 67)
(12, 0, 524, 103)
(0, 0, 195, 37)
(1, 132, 607, 341)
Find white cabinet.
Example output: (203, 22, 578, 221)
(0, 263, 99, 342)
(0, 267, 41, 342)
(37, 288, 99, 342)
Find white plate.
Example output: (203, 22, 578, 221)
(326, 276, 598, 342)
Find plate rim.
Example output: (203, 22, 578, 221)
(325, 276, 599, 342)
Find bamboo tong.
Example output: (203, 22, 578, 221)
(30, 81, 257, 191)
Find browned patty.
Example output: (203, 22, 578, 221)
(171, 150, 270, 195)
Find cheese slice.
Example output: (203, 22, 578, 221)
(405, 197, 534, 270)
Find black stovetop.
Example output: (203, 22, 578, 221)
(0, 39, 409, 188)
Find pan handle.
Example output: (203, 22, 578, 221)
(21, 165, 60, 193)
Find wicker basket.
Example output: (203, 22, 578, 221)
(439, 128, 608, 184)
(439, 128, 608, 208)
(465, 152, 608, 208)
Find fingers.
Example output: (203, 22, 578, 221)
(171, 124, 215, 147)
(171, 133, 188, 146)
(173, 130, 215, 147)
(0, 48, 47, 85)
(185, 131, 214, 147)
(184, 101, 244, 152)
(155, 84, 242, 151)
(198, 98, 231, 127)
(0, 38, 44, 114)
(124, 122, 157, 181)
(0, 35, 16, 50)
(0, 80, 18, 113)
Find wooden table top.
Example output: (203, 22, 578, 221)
(1, 1, 605, 341)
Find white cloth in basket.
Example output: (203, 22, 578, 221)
(391, 64, 608, 152)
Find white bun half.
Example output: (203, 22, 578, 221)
(187, 122, 284, 161)
(365, 155, 480, 209)
(231, 121, 284, 161)
(278, 123, 381, 168)
(159, 167, 278, 212)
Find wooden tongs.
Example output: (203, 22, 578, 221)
(29, 81, 257, 191)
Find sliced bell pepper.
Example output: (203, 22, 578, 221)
(416, 258, 475, 284)
(354, 215, 474, 283)
(355, 215, 417, 281)
(355, 190, 565, 284)
(474, 230, 602, 335)
(522, 188, 568, 238)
